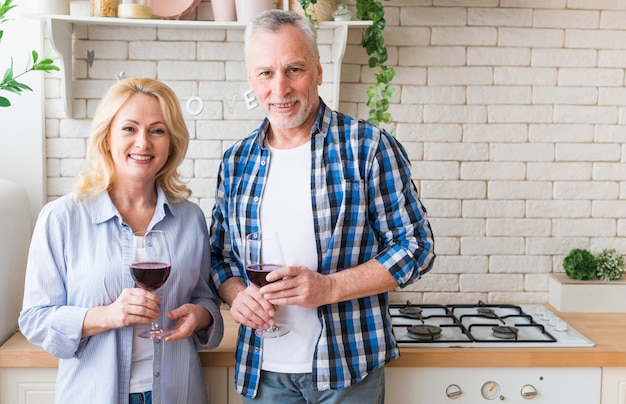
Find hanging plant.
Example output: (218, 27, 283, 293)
(0, 0, 59, 107)
(355, 0, 395, 126)
(297, 0, 395, 126)
(297, 0, 320, 28)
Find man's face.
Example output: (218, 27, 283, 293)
(247, 24, 322, 132)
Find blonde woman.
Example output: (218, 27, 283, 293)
(19, 77, 223, 404)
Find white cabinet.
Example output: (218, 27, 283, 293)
(0, 368, 56, 404)
(205, 367, 243, 404)
(0, 366, 242, 403)
(601, 368, 626, 404)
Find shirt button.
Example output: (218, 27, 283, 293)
(253, 196, 259, 202)
(155, 372, 160, 378)
(254, 347, 260, 352)
(261, 160, 266, 166)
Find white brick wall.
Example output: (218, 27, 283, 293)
(44, 1, 626, 305)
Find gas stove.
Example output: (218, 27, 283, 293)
(390, 302, 595, 348)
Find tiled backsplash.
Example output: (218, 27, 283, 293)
(43, 0, 626, 304)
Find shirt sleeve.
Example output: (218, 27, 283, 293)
(18, 200, 89, 359)
(209, 159, 246, 293)
(188, 204, 224, 350)
(369, 130, 436, 287)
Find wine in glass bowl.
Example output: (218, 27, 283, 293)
(245, 263, 282, 287)
(244, 232, 290, 338)
(130, 261, 170, 291)
(131, 230, 173, 339)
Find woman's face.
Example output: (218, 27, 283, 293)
(106, 93, 170, 185)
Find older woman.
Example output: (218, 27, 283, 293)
(19, 77, 223, 404)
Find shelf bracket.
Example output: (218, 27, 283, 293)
(330, 23, 349, 111)
(48, 18, 73, 117)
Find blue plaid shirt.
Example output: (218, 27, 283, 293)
(209, 99, 435, 398)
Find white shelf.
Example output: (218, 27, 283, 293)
(29, 14, 371, 117)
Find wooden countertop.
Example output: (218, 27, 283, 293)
(2, 306, 626, 368)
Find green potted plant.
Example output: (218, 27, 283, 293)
(0, 0, 59, 107)
(595, 248, 625, 281)
(296, 0, 395, 126)
(562, 248, 597, 280)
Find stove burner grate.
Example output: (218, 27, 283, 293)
(492, 326, 519, 340)
(389, 302, 566, 345)
(399, 306, 423, 318)
(406, 324, 442, 341)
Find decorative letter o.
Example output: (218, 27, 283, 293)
(186, 96, 204, 116)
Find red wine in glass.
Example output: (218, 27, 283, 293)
(131, 230, 174, 339)
(244, 232, 290, 338)
(130, 261, 171, 291)
(245, 263, 282, 287)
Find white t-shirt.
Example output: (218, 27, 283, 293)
(259, 140, 322, 373)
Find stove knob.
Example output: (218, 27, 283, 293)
(445, 384, 462, 399)
(555, 320, 568, 332)
(520, 384, 538, 399)
(481, 381, 501, 400)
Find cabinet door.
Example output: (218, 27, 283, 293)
(204, 366, 243, 404)
(0, 368, 57, 404)
(205, 367, 228, 403)
(601, 368, 626, 404)
(227, 367, 243, 404)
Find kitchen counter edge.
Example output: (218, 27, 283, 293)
(2, 307, 626, 368)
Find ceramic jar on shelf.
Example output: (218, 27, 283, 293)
(235, 0, 275, 22)
(118, 0, 152, 18)
(31, 0, 69, 15)
(211, 0, 237, 21)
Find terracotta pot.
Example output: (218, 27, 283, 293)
(211, 0, 237, 21)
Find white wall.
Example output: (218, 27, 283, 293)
(36, 0, 626, 304)
(0, 0, 46, 220)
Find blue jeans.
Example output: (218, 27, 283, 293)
(129, 391, 152, 404)
(244, 367, 385, 404)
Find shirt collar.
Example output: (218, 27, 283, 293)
(85, 184, 171, 226)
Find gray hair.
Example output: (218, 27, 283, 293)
(244, 9, 319, 65)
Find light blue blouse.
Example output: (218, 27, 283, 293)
(19, 186, 223, 404)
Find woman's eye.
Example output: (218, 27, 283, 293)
(122, 126, 135, 133)
(151, 128, 166, 135)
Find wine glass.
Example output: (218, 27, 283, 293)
(244, 232, 290, 338)
(130, 230, 173, 339)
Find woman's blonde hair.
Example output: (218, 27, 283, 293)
(74, 77, 191, 202)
